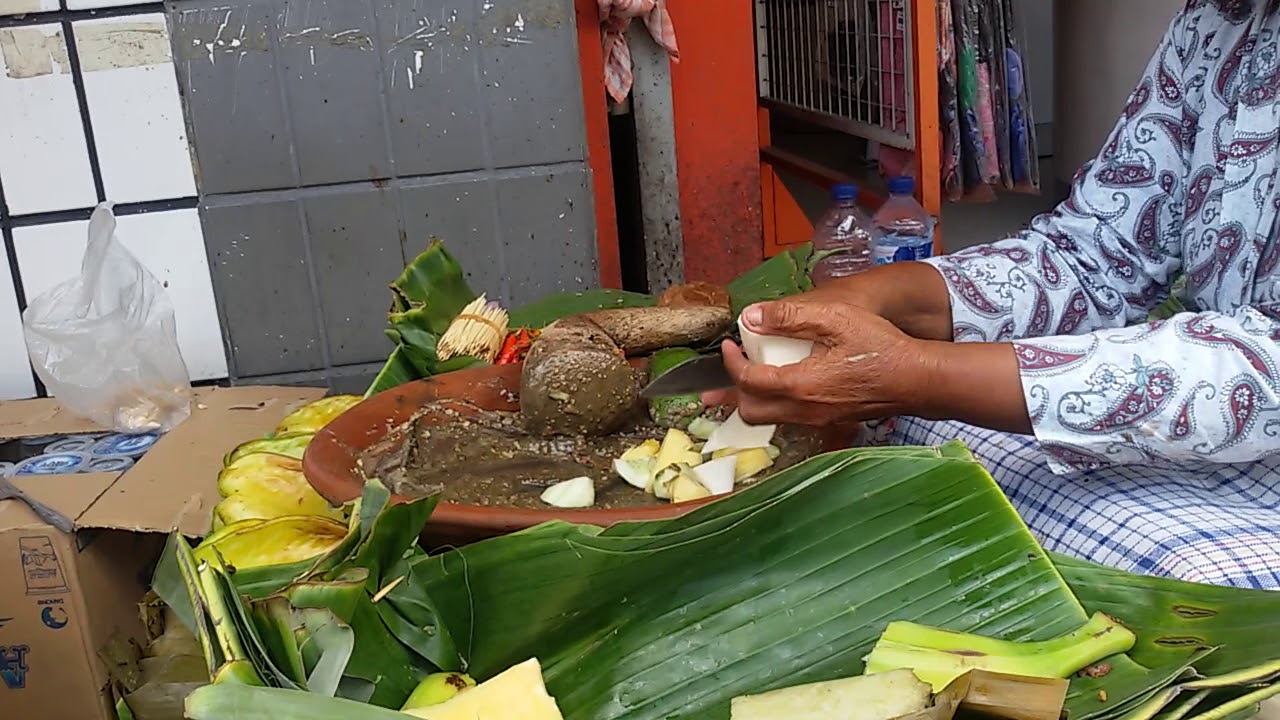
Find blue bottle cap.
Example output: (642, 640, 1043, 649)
(832, 183, 858, 201)
(888, 176, 915, 195)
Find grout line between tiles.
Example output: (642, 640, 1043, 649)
(3, 197, 199, 229)
(0, 3, 165, 29)
(61, 19, 106, 204)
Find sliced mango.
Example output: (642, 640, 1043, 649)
(194, 515, 348, 570)
(216, 452, 342, 522)
(734, 448, 775, 481)
(274, 395, 362, 436)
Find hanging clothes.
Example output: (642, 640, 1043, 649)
(939, 0, 964, 200)
(939, 0, 1042, 200)
(598, 0, 680, 103)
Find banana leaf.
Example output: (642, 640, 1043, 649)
(508, 289, 658, 329)
(385, 307, 450, 378)
(505, 247, 817, 331)
(726, 243, 816, 315)
(390, 241, 476, 333)
(386, 442, 1280, 720)
(365, 347, 417, 398)
(369, 241, 482, 395)
(1054, 553, 1280, 677)
(185, 683, 418, 720)
(1148, 275, 1189, 322)
(391, 444, 1101, 719)
(293, 608, 355, 698)
(285, 569, 431, 707)
(153, 481, 441, 710)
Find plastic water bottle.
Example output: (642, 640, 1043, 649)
(811, 183, 875, 286)
(872, 176, 935, 264)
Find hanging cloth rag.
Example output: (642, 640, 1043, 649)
(599, 0, 680, 103)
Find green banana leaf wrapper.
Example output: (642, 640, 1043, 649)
(156, 440, 1280, 720)
(150, 480, 450, 713)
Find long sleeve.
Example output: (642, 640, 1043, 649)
(920, 3, 1280, 473)
(1013, 306, 1280, 472)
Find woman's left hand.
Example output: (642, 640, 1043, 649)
(702, 299, 929, 427)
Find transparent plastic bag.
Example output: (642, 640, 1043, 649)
(22, 203, 193, 433)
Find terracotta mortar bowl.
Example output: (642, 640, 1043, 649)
(303, 361, 857, 548)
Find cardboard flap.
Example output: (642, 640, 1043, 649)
(0, 397, 103, 438)
(75, 386, 326, 536)
(6, 473, 121, 526)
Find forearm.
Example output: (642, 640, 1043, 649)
(908, 341, 1032, 435)
(814, 262, 956, 341)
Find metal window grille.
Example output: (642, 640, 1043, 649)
(756, 0, 914, 150)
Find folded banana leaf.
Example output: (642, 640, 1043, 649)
(1148, 275, 1189, 322)
(369, 242, 484, 393)
(383, 442, 1278, 720)
(390, 241, 477, 331)
(153, 481, 444, 710)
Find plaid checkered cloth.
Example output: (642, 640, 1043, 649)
(599, 0, 679, 103)
(880, 417, 1280, 591)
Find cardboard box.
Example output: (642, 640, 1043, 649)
(0, 386, 326, 720)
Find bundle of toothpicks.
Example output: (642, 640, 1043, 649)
(437, 294, 510, 363)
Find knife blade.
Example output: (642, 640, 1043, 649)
(640, 354, 734, 398)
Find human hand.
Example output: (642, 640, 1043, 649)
(701, 299, 928, 427)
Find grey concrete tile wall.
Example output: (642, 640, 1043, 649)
(301, 188, 405, 366)
(398, 180, 502, 294)
(169, 0, 587, 193)
(201, 199, 326, 377)
(168, 0, 599, 386)
(495, 168, 597, 305)
(169, 2, 298, 195)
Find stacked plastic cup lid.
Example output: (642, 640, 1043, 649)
(20, 434, 65, 447)
(90, 433, 160, 459)
(12, 452, 89, 476)
(44, 436, 98, 454)
(85, 455, 136, 473)
(1, 431, 160, 476)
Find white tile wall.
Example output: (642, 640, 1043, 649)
(67, 0, 139, 9)
(0, 23, 99, 214)
(0, 0, 58, 16)
(0, 250, 35, 400)
(75, 14, 197, 204)
(13, 209, 229, 382)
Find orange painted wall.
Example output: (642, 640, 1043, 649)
(574, 0, 622, 289)
(666, 0, 766, 285)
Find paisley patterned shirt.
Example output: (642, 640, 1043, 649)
(926, 0, 1280, 474)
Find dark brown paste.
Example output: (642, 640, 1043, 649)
(360, 402, 822, 510)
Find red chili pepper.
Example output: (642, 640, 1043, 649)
(496, 329, 538, 364)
